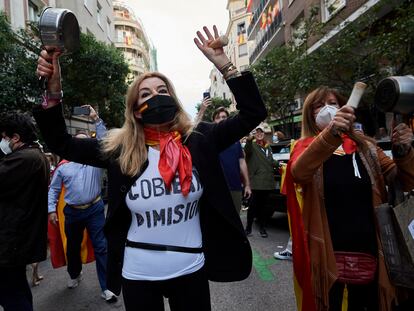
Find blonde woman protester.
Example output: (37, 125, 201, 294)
(286, 86, 414, 310)
(34, 26, 267, 310)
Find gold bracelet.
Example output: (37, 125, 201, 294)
(218, 61, 232, 73)
(223, 66, 239, 80)
(222, 64, 237, 75)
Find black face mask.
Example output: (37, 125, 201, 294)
(139, 95, 178, 125)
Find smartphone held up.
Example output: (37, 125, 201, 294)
(72, 106, 90, 116)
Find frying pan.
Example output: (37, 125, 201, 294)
(38, 7, 80, 89)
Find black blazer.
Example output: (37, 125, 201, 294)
(0, 145, 49, 267)
(34, 71, 267, 295)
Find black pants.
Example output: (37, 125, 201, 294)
(122, 267, 211, 311)
(0, 266, 33, 311)
(329, 281, 378, 311)
(246, 189, 272, 230)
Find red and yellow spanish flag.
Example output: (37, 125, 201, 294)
(125, 35, 132, 46)
(261, 12, 267, 29)
(267, 6, 273, 26)
(273, 1, 280, 19)
(238, 33, 246, 45)
(48, 162, 95, 269)
(245, 0, 253, 12)
(285, 137, 317, 311)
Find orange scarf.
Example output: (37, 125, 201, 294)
(144, 127, 193, 196)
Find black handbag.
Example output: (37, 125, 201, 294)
(375, 179, 414, 289)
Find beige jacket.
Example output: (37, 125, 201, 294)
(291, 128, 414, 311)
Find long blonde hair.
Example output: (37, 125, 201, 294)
(301, 86, 374, 150)
(102, 72, 193, 176)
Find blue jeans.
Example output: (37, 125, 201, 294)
(64, 199, 107, 291)
(0, 265, 33, 311)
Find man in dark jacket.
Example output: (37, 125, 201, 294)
(0, 113, 49, 311)
(244, 126, 277, 238)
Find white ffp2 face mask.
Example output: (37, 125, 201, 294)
(0, 138, 12, 155)
(315, 105, 338, 130)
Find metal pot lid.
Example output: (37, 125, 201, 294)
(39, 7, 80, 54)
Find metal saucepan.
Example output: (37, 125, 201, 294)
(38, 7, 80, 89)
(375, 75, 414, 115)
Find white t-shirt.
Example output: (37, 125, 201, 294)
(122, 147, 204, 281)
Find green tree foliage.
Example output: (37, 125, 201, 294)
(195, 97, 232, 122)
(252, 0, 414, 122)
(59, 33, 129, 128)
(0, 13, 40, 114)
(0, 13, 129, 127)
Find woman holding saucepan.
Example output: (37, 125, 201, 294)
(34, 26, 267, 310)
(286, 86, 414, 310)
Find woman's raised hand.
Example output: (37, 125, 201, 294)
(36, 48, 62, 93)
(330, 105, 356, 135)
(194, 25, 230, 71)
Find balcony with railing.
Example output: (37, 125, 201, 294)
(115, 35, 149, 56)
(127, 57, 148, 73)
(249, 11, 283, 64)
(247, 0, 271, 38)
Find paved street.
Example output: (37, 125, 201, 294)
(4, 212, 296, 311)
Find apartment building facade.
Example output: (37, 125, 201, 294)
(113, 1, 150, 80)
(209, 0, 253, 111)
(247, 0, 389, 137)
(55, 0, 114, 44)
(247, 0, 284, 65)
(0, 0, 114, 43)
(247, 0, 374, 64)
(0, 0, 48, 29)
(209, 67, 232, 102)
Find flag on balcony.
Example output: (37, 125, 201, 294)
(125, 35, 132, 45)
(260, 12, 267, 29)
(245, 0, 253, 12)
(238, 33, 245, 44)
(273, 0, 280, 19)
(267, 5, 273, 26)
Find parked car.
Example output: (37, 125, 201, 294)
(377, 139, 393, 158)
(271, 140, 291, 164)
(263, 140, 292, 215)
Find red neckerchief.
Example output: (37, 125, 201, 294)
(341, 134, 357, 154)
(143, 127, 192, 196)
(255, 139, 268, 148)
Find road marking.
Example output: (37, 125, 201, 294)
(252, 249, 278, 281)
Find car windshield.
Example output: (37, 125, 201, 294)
(271, 140, 291, 163)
